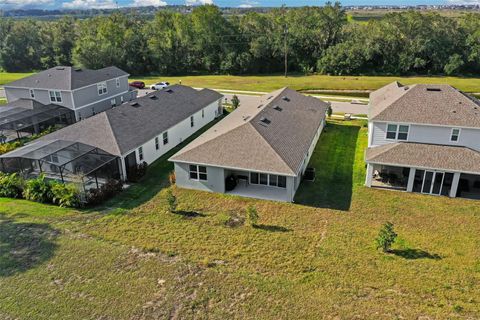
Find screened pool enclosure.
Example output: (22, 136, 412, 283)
(0, 140, 121, 191)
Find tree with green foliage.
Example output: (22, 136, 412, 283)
(245, 205, 259, 227)
(231, 95, 240, 109)
(375, 222, 397, 253)
(166, 188, 177, 213)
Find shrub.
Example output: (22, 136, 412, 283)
(375, 222, 397, 253)
(50, 182, 81, 208)
(0, 141, 23, 155)
(22, 174, 53, 203)
(0, 172, 23, 198)
(168, 171, 176, 185)
(245, 205, 259, 227)
(166, 188, 177, 213)
(128, 162, 148, 182)
(327, 104, 333, 118)
(85, 179, 123, 206)
(231, 95, 240, 109)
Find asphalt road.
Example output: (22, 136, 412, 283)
(137, 89, 368, 115)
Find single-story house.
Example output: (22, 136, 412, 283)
(169, 87, 328, 202)
(0, 85, 223, 189)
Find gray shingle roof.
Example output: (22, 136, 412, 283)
(5, 66, 129, 91)
(170, 88, 328, 176)
(369, 82, 480, 128)
(366, 142, 480, 174)
(39, 85, 222, 156)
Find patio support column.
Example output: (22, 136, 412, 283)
(406, 168, 415, 192)
(365, 163, 373, 187)
(450, 172, 461, 198)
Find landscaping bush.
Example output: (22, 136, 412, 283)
(22, 174, 53, 203)
(128, 162, 148, 182)
(50, 182, 81, 208)
(169, 171, 176, 185)
(375, 222, 398, 253)
(245, 205, 259, 227)
(0, 172, 23, 198)
(0, 141, 23, 155)
(166, 188, 177, 213)
(85, 179, 123, 206)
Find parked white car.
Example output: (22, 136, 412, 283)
(150, 82, 170, 90)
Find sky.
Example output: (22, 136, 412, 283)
(0, 0, 477, 11)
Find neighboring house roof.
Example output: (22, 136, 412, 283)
(4, 66, 129, 91)
(170, 88, 328, 176)
(366, 142, 480, 174)
(369, 82, 480, 128)
(38, 85, 223, 156)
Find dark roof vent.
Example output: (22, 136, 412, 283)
(267, 96, 273, 100)
(259, 117, 271, 126)
(257, 104, 263, 109)
(55, 67, 65, 70)
(273, 105, 283, 111)
(426, 88, 442, 92)
(130, 102, 140, 107)
(74, 68, 82, 72)
(149, 95, 157, 100)
(165, 89, 173, 93)
(282, 96, 290, 102)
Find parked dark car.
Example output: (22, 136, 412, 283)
(129, 81, 145, 89)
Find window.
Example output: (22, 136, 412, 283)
(189, 165, 207, 181)
(116, 78, 120, 88)
(190, 116, 194, 127)
(386, 123, 409, 140)
(138, 147, 143, 161)
(250, 172, 259, 184)
(49, 91, 62, 103)
(155, 137, 159, 150)
(163, 131, 168, 145)
(451, 128, 461, 142)
(110, 98, 116, 107)
(97, 82, 107, 95)
(250, 172, 286, 188)
(202, 109, 205, 118)
(29, 89, 35, 98)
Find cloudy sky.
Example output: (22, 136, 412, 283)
(0, 0, 476, 10)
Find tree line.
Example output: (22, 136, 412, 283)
(0, 4, 479, 76)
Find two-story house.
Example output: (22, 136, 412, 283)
(365, 82, 480, 200)
(3, 66, 137, 121)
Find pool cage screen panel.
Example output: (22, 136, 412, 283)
(0, 140, 121, 191)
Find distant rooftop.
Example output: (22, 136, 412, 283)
(5, 66, 129, 91)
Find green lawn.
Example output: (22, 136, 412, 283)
(1, 120, 480, 319)
(2, 71, 480, 93)
(0, 98, 6, 105)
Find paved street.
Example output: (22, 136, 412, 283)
(137, 89, 368, 115)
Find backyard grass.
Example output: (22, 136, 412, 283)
(2, 71, 480, 93)
(1, 120, 480, 319)
(0, 98, 6, 105)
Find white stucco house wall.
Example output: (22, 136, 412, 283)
(169, 87, 328, 202)
(365, 81, 480, 200)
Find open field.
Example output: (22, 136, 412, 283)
(2, 72, 480, 93)
(1, 119, 479, 319)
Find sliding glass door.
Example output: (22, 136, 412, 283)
(413, 169, 453, 196)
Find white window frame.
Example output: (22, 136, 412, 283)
(450, 128, 461, 142)
(49, 90, 62, 103)
(190, 116, 194, 127)
(116, 78, 120, 88)
(386, 123, 409, 141)
(155, 137, 159, 150)
(138, 146, 144, 161)
(163, 131, 168, 145)
(29, 89, 35, 98)
(189, 164, 207, 181)
(97, 82, 107, 95)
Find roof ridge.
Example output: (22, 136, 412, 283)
(371, 83, 416, 120)
(101, 112, 123, 156)
(248, 122, 296, 175)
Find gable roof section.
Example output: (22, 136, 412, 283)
(366, 142, 480, 174)
(370, 82, 480, 128)
(5, 66, 129, 91)
(39, 85, 223, 156)
(170, 88, 328, 176)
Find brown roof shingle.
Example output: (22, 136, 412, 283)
(366, 142, 480, 174)
(170, 88, 328, 175)
(369, 82, 480, 128)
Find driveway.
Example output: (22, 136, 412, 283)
(135, 89, 368, 115)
